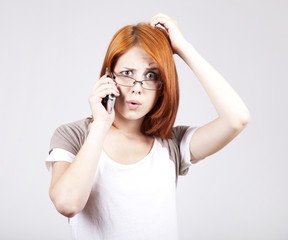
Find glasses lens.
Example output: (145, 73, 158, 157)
(142, 80, 163, 90)
(115, 75, 163, 90)
(116, 75, 135, 87)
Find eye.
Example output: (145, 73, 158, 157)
(120, 70, 133, 76)
(146, 71, 158, 80)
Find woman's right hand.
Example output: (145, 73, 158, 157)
(88, 73, 120, 126)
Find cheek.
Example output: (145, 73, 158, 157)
(117, 85, 127, 94)
(148, 93, 159, 109)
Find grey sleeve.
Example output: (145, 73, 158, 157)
(49, 118, 90, 156)
(162, 126, 201, 182)
(159, 126, 190, 183)
(171, 126, 190, 145)
(171, 126, 190, 176)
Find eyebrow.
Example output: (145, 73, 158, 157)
(146, 67, 159, 71)
(148, 61, 158, 67)
(121, 67, 159, 71)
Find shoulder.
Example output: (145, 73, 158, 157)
(158, 125, 198, 178)
(158, 125, 190, 153)
(49, 117, 92, 155)
(171, 126, 190, 141)
(55, 117, 91, 135)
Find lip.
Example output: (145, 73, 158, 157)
(126, 100, 141, 110)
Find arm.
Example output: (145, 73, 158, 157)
(49, 74, 120, 218)
(150, 13, 250, 161)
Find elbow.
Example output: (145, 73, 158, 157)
(55, 201, 80, 218)
(49, 191, 82, 218)
(231, 110, 251, 132)
(239, 109, 250, 128)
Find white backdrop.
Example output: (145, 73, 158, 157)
(1, 0, 287, 239)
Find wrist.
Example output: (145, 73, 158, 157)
(175, 40, 194, 58)
(89, 118, 112, 134)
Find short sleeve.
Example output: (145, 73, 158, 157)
(49, 124, 81, 155)
(48, 118, 90, 155)
(45, 118, 90, 171)
(179, 127, 203, 175)
(162, 126, 204, 180)
(45, 148, 75, 171)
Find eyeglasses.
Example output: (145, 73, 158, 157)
(113, 74, 164, 91)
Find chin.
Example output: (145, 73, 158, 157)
(122, 111, 145, 121)
(115, 108, 146, 122)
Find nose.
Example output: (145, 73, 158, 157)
(131, 80, 142, 95)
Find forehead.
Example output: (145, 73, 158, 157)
(115, 46, 157, 68)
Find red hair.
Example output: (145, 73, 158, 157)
(100, 23, 179, 139)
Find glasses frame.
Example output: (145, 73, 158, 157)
(113, 73, 164, 91)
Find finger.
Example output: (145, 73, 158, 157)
(150, 12, 170, 23)
(150, 18, 172, 33)
(100, 87, 120, 97)
(89, 87, 119, 107)
(97, 88, 119, 99)
(92, 77, 116, 92)
(150, 14, 171, 28)
(93, 84, 120, 98)
(99, 74, 116, 84)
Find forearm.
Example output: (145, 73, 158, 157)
(49, 121, 108, 217)
(178, 42, 250, 127)
(150, 13, 250, 160)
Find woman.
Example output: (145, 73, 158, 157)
(46, 13, 250, 240)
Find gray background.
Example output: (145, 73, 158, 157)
(0, 0, 287, 239)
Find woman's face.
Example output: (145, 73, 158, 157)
(113, 46, 161, 123)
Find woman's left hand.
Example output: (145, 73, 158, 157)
(150, 13, 188, 55)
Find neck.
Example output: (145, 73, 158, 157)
(113, 115, 144, 136)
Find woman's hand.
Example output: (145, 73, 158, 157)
(88, 73, 120, 126)
(150, 13, 189, 56)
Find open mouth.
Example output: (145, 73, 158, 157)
(127, 100, 141, 109)
(127, 100, 141, 105)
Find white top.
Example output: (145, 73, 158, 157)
(46, 127, 197, 240)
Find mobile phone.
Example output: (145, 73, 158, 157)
(101, 68, 116, 114)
